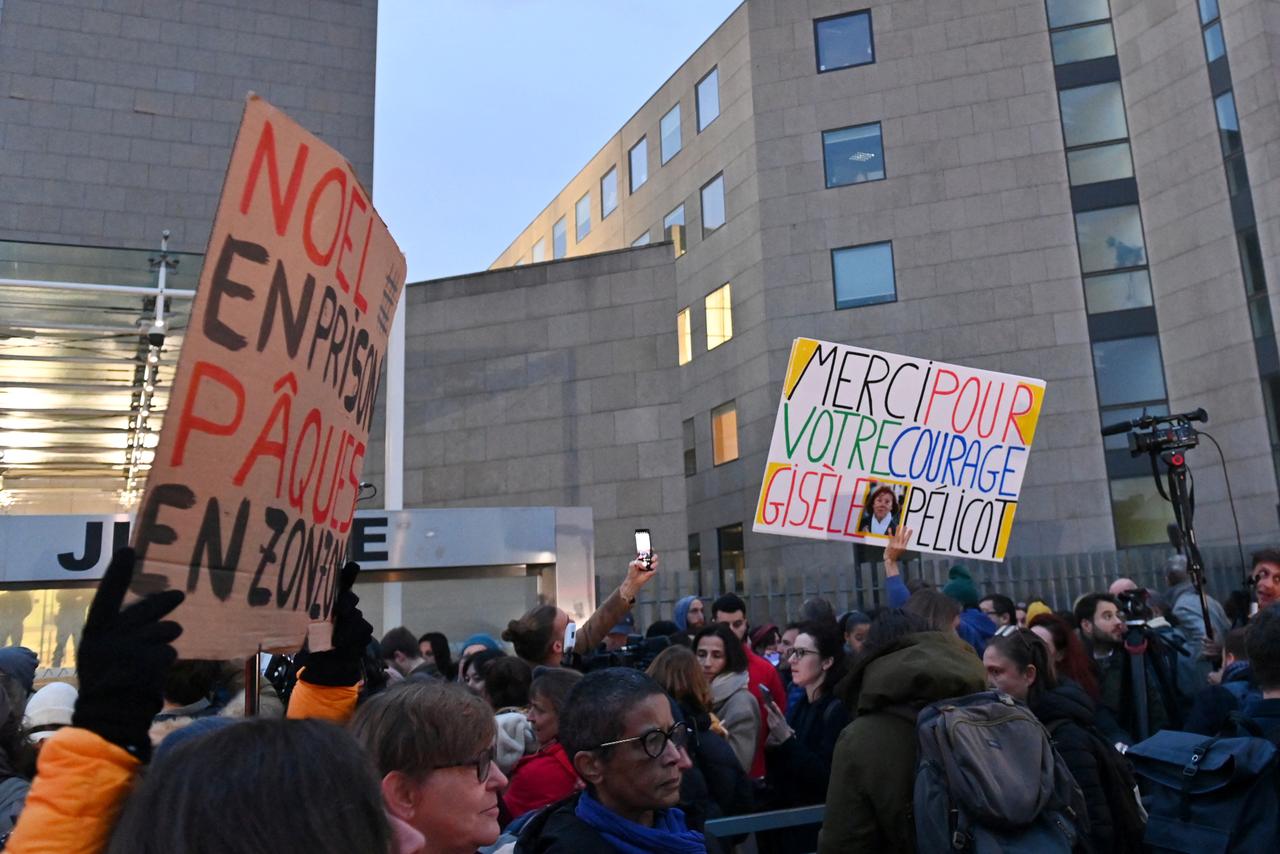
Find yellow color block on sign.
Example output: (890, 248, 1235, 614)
(995, 501, 1018, 559)
(756, 462, 790, 524)
(1013, 383, 1045, 446)
(784, 338, 819, 400)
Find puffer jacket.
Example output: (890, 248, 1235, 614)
(1030, 681, 1114, 854)
(709, 670, 760, 774)
(818, 631, 985, 854)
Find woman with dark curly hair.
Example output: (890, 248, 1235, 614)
(858, 485, 899, 536)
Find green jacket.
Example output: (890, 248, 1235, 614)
(818, 632, 986, 854)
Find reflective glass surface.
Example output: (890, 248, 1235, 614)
(575, 193, 591, 242)
(1046, 0, 1111, 28)
(697, 68, 719, 131)
(1083, 269, 1152, 314)
(1059, 82, 1128, 147)
(1215, 91, 1241, 156)
(815, 11, 874, 72)
(1050, 23, 1116, 65)
(553, 218, 567, 259)
(1066, 142, 1133, 185)
(661, 105, 682, 163)
(531, 238, 546, 263)
(1199, 0, 1220, 24)
(664, 205, 685, 231)
(823, 123, 885, 187)
(629, 138, 648, 193)
(705, 283, 732, 349)
(631, 233, 651, 247)
(1204, 22, 1226, 62)
(1075, 205, 1146, 273)
(1092, 336, 1166, 406)
(601, 167, 618, 219)
(1111, 476, 1174, 547)
(832, 242, 896, 308)
(701, 174, 726, 234)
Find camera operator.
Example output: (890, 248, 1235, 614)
(1075, 593, 1169, 747)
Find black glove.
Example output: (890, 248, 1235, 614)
(72, 548, 184, 763)
(299, 562, 373, 687)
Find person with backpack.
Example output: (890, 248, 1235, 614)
(819, 614, 985, 852)
(1183, 626, 1257, 736)
(985, 627, 1144, 853)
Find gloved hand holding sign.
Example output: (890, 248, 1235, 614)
(298, 561, 373, 687)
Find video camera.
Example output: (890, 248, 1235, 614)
(579, 634, 673, 673)
(1101, 408, 1207, 457)
(1116, 588, 1153, 623)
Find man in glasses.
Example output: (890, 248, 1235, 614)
(516, 668, 703, 852)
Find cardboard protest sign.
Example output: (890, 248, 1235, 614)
(754, 338, 1046, 561)
(131, 95, 406, 657)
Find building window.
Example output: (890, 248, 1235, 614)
(832, 241, 896, 309)
(552, 218, 567, 259)
(683, 417, 696, 476)
(688, 533, 702, 572)
(575, 193, 591, 242)
(717, 523, 745, 590)
(664, 204, 685, 234)
(711, 401, 738, 465)
(1046, 0, 1110, 28)
(814, 10, 874, 73)
(696, 67, 719, 131)
(1198, 0, 1220, 25)
(1083, 269, 1153, 314)
(1239, 229, 1268, 295)
(705, 283, 732, 350)
(1110, 476, 1174, 547)
(532, 237, 547, 263)
(1058, 82, 1128, 148)
(1050, 22, 1116, 65)
(1092, 336, 1167, 407)
(632, 232, 651, 247)
(1214, 92, 1242, 157)
(1203, 21, 1226, 62)
(629, 137, 648, 193)
(661, 104, 682, 163)
(1066, 142, 1133, 186)
(677, 307, 693, 365)
(1074, 205, 1146, 274)
(600, 167, 618, 219)
(701, 173, 725, 235)
(822, 122, 885, 187)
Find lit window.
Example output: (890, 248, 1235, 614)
(1050, 23, 1116, 65)
(677, 307, 693, 365)
(664, 204, 685, 233)
(1059, 82, 1128, 148)
(661, 104, 682, 163)
(532, 237, 546, 263)
(1074, 205, 1146, 274)
(814, 11, 874, 73)
(1092, 336, 1166, 407)
(832, 241, 896, 309)
(629, 137, 648, 193)
(696, 68, 719, 131)
(705, 283, 732, 350)
(632, 232, 651, 247)
(823, 122, 884, 187)
(601, 167, 618, 219)
(701, 173, 725, 235)
(575, 193, 590, 242)
(553, 218, 567, 259)
(712, 401, 739, 465)
(683, 418, 696, 476)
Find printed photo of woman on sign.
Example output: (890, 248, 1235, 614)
(858, 482, 906, 538)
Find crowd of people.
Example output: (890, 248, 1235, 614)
(0, 529, 1278, 852)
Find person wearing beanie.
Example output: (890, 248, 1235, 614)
(22, 682, 76, 750)
(673, 596, 706, 635)
(1025, 600, 1053, 625)
(0, 648, 37, 696)
(942, 565, 997, 657)
(459, 634, 503, 660)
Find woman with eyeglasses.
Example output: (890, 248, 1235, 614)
(693, 624, 760, 774)
(984, 627, 1117, 854)
(351, 680, 510, 854)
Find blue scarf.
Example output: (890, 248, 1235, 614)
(574, 790, 705, 854)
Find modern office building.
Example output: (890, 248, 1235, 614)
(371, 0, 1280, 588)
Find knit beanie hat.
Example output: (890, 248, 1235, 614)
(23, 681, 77, 742)
(0, 647, 37, 694)
(1025, 601, 1053, 624)
(942, 565, 980, 609)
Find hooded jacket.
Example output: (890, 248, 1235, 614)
(818, 631, 985, 854)
(504, 741, 579, 821)
(673, 597, 699, 632)
(1030, 681, 1114, 854)
(709, 670, 760, 774)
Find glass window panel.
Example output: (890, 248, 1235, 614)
(601, 167, 618, 219)
(661, 105, 682, 163)
(531, 238, 546, 263)
(1075, 205, 1146, 273)
(1067, 142, 1134, 185)
(1083, 269, 1153, 314)
(1092, 336, 1167, 407)
(1239, 229, 1268, 295)
(664, 205, 685, 231)
(631, 233, 651, 247)
(1204, 22, 1226, 62)
(629, 137, 648, 193)
(552, 218, 567, 259)
(701, 174, 726, 234)
(814, 11, 874, 72)
(697, 68, 719, 131)
(1050, 23, 1116, 65)
(1199, 0, 1220, 24)
(1100, 403, 1168, 451)
(1263, 377, 1280, 446)
(575, 193, 590, 242)
(1110, 476, 1175, 547)
(1046, 0, 1111, 28)
(705, 283, 733, 349)
(677, 307, 693, 365)
(688, 533, 701, 570)
(832, 242, 896, 308)
(1225, 154, 1249, 197)
(1215, 92, 1242, 156)
(823, 122, 885, 187)
(712, 401, 739, 465)
(1059, 82, 1128, 147)
(1249, 295, 1275, 339)
(717, 523, 745, 590)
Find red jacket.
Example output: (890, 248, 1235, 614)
(503, 741, 580, 819)
(745, 649, 787, 778)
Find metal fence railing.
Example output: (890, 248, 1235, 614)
(598, 543, 1261, 630)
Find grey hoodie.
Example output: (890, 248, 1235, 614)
(710, 670, 760, 773)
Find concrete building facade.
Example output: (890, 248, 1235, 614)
(377, 0, 1280, 584)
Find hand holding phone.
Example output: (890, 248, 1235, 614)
(634, 528, 654, 569)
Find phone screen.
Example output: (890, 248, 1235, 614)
(634, 529, 652, 555)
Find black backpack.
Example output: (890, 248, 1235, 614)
(1045, 718, 1147, 852)
(912, 691, 1087, 853)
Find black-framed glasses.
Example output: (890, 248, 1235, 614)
(596, 721, 692, 758)
(433, 744, 496, 784)
(786, 647, 819, 661)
